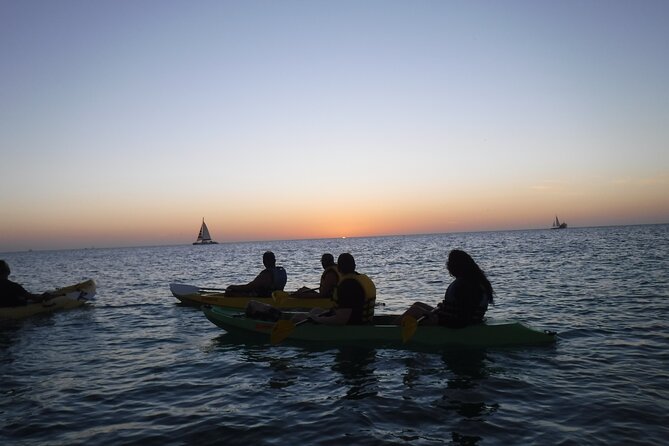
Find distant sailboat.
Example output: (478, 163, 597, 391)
(551, 215, 568, 229)
(193, 218, 218, 245)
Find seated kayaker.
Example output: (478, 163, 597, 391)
(0, 260, 52, 307)
(292, 253, 340, 299)
(293, 253, 375, 325)
(400, 249, 494, 328)
(225, 251, 287, 297)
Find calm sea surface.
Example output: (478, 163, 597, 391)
(1, 225, 668, 445)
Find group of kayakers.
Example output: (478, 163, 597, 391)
(230, 249, 494, 329)
(2, 248, 494, 330)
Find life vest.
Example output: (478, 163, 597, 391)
(270, 266, 287, 291)
(333, 272, 376, 324)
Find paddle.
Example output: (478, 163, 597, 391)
(39, 288, 88, 306)
(270, 317, 312, 345)
(401, 311, 436, 343)
(170, 283, 226, 296)
(271, 290, 291, 304)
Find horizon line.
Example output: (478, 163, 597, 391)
(2, 222, 667, 255)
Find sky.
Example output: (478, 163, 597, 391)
(1, 0, 668, 252)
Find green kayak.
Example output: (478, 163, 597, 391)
(202, 305, 557, 348)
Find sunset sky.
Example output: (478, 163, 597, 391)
(1, 0, 668, 252)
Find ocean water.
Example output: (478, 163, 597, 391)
(1, 225, 668, 445)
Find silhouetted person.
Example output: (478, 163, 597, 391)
(225, 251, 287, 297)
(0, 260, 51, 307)
(401, 249, 494, 328)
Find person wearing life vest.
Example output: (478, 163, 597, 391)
(225, 251, 287, 297)
(293, 253, 341, 299)
(400, 249, 494, 328)
(293, 253, 376, 325)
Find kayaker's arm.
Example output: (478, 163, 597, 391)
(226, 270, 273, 293)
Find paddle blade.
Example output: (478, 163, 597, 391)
(272, 290, 291, 304)
(170, 283, 200, 296)
(401, 316, 419, 343)
(270, 319, 296, 345)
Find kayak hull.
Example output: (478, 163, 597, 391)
(0, 279, 96, 320)
(170, 283, 333, 310)
(203, 305, 557, 348)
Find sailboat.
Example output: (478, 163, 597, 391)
(551, 215, 568, 229)
(193, 218, 218, 245)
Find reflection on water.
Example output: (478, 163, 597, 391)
(331, 347, 378, 400)
(210, 331, 383, 399)
(438, 350, 498, 445)
(400, 349, 497, 445)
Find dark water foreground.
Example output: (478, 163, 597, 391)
(2, 225, 668, 445)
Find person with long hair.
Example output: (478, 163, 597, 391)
(401, 249, 494, 328)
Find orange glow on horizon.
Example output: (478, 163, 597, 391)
(1, 173, 667, 251)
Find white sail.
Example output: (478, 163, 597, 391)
(198, 221, 212, 241)
(193, 218, 218, 244)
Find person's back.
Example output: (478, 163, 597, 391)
(268, 264, 287, 292)
(436, 277, 489, 327)
(332, 253, 376, 324)
(0, 277, 30, 307)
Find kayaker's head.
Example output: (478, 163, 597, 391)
(447, 249, 476, 278)
(337, 253, 356, 274)
(0, 260, 9, 279)
(321, 253, 335, 269)
(263, 251, 276, 268)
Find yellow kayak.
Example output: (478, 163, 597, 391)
(0, 279, 96, 320)
(170, 283, 333, 310)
